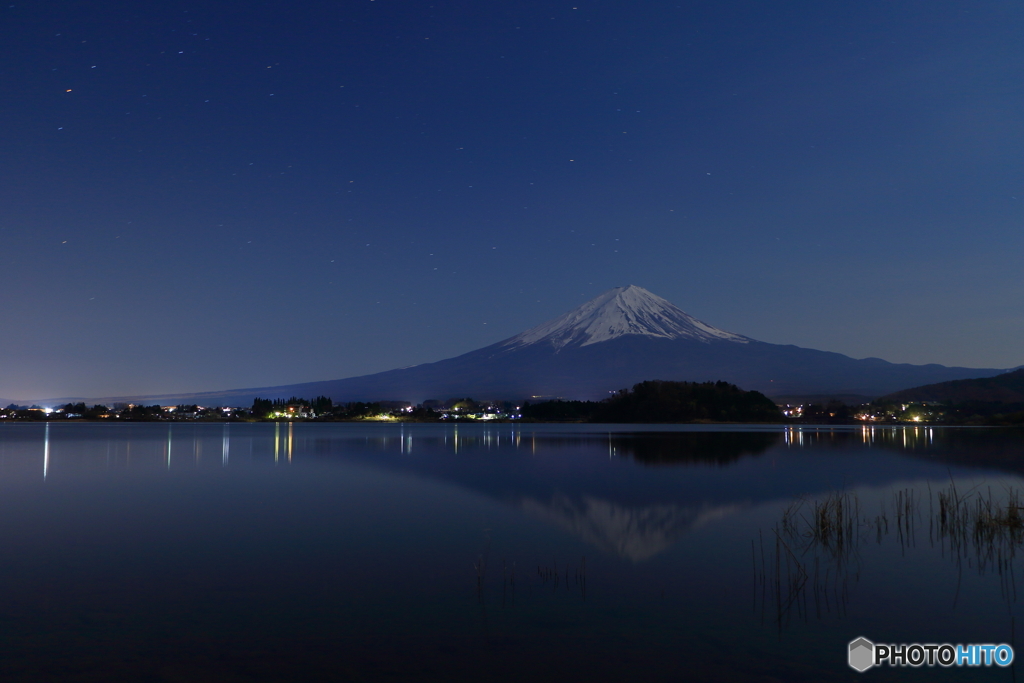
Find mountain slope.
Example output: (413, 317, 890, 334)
(880, 368, 1024, 404)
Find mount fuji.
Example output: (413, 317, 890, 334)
(98, 285, 1008, 406)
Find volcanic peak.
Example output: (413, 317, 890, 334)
(502, 285, 750, 351)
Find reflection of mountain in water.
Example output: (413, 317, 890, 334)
(505, 432, 775, 560)
(218, 427, 1024, 567)
(519, 494, 744, 561)
(611, 431, 780, 467)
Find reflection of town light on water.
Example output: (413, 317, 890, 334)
(43, 423, 50, 480)
(222, 424, 229, 466)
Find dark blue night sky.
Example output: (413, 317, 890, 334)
(2, 1, 1022, 400)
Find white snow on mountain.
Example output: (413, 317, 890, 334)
(502, 285, 750, 350)
(517, 493, 745, 561)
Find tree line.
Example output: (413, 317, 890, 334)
(521, 380, 782, 423)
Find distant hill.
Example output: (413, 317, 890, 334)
(880, 368, 1024, 404)
(591, 380, 782, 423)
(522, 380, 782, 423)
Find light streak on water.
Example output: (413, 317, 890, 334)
(222, 423, 230, 466)
(43, 422, 50, 480)
(274, 422, 280, 463)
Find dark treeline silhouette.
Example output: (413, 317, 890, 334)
(929, 400, 1024, 425)
(596, 380, 782, 422)
(59, 402, 111, 419)
(613, 431, 781, 466)
(522, 380, 782, 423)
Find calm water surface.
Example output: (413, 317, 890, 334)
(1, 422, 1023, 681)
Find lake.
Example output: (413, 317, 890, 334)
(0, 421, 1022, 681)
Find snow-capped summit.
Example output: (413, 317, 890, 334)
(502, 285, 750, 351)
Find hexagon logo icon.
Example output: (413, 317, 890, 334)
(849, 637, 875, 672)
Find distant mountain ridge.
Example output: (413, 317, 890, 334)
(880, 368, 1024, 404)
(32, 286, 1013, 406)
